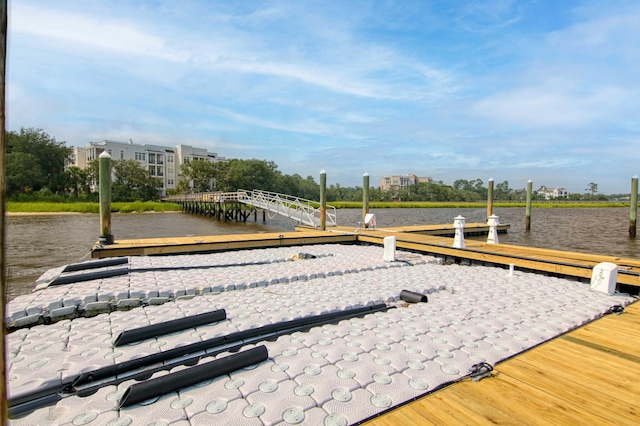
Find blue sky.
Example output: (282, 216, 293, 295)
(7, 0, 640, 194)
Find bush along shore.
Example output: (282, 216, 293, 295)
(5, 200, 630, 214)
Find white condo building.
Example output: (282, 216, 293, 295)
(71, 140, 225, 195)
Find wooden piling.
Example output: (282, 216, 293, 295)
(362, 172, 370, 224)
(487, 178, 494, 219)
(320, 170, 327, 230)
(630, 176, 638, 238)
(0, 0, 8, 420)
(99, 151, 114, 244)
(526, 180, 532, 232)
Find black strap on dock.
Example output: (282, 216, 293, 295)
(48, 267, 130, 287)
(73, 303, 390, 387)
(62, 257, 129, 273)
(119, 345, 268, 408)
(113, 309, 227, 346)
(8, 303, 391, 418)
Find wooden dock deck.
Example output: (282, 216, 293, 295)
(365, 300, 640, 425)
(91, 223, 640, 289)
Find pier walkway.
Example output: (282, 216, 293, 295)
(163, 190, 337, 227)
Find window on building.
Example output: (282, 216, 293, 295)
(135, 152, 146, 161)
(156, 154, 164, 165)
(148, 153, 156, 164)
(107, 149, 112, 155)
(167, 178, 174, 186)
(120, 151, 124, 160)
(167, 155, 174, 163)
(157, 167, 164, 176)
(149, 166, 156, 176)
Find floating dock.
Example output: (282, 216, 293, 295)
(90, 223, 640, 289)
(6, 222, 640, 425)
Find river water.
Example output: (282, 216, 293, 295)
(5, 207, 639, 301)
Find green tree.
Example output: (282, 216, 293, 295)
(585, 182, 598, 195)
(6, 151, 44, 194)
(64, 166, 86, 199)
(177, 159, 219, 192)
(6, 127, 72, 195)
(495, 180, 512, 201)
(112, 159, 162, 201)
(225, 159, 281, 192)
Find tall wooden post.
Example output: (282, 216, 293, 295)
(526, 180, 533, 232)
(630, 175, 638, 238)
(319, 170, 327, 230)
(487, 178, 494, 219)
(362, 172, 370, 224)
(0, 0, 8, 421)
(99, 151, 114, 244)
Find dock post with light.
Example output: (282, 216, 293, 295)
(319, 170, 327, 230)
(526, 180, 533, 232)
(631, 175, 638, 238)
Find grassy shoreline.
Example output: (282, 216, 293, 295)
(6, 201, 183, 214)
(6, 200, 629, 213)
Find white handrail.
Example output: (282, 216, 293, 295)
(163, 190, 337, 228)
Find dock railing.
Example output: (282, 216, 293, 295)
(238, 189, 337, 228)
(163, 190, 337, 228)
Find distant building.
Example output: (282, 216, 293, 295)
(537, 186, 569, 200)
(380, 174, 433, 192)
(71, 139, 225, 196)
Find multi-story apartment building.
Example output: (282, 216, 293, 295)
(71, 139, 225, 195)
(380, 174, 433, 192)
(537, 185, 569, 200)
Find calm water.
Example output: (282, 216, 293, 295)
(5, 208, 639, 301)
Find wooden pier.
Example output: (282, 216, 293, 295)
(92, 223, 640, 289)
(168, 191, 265, 222)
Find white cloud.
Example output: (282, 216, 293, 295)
(12, 3, 190, 62)
(470, 81, 630, 127)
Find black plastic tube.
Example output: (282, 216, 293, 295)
(62, 257, 129, 273)
(400, 289, 428, 303)
(48, 267, 129, 287)
(113, 309, 227, 346)
(73, 303, 389, 387)
(118, 345, 268, 408)
(9, 304, 392, 417)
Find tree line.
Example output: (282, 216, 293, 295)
(6, 127, 611, 203)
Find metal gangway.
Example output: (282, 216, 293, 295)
(237, 189, 337, 228)
(163, 190, 337, 228)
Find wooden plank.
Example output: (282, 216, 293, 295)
(91, 231, 357, 258)
(404, 391, 498, 426)
(500, 361, 640, 425)
(510, 341, 640, 407)
(567, 323, 640, 358)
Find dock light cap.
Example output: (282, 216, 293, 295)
(363, 172, 369, 176)
(99, 151, 111, 159)
(320, 170, 326, 174)
(633, 175, 638, 179)
(488, 177, 494, 181)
